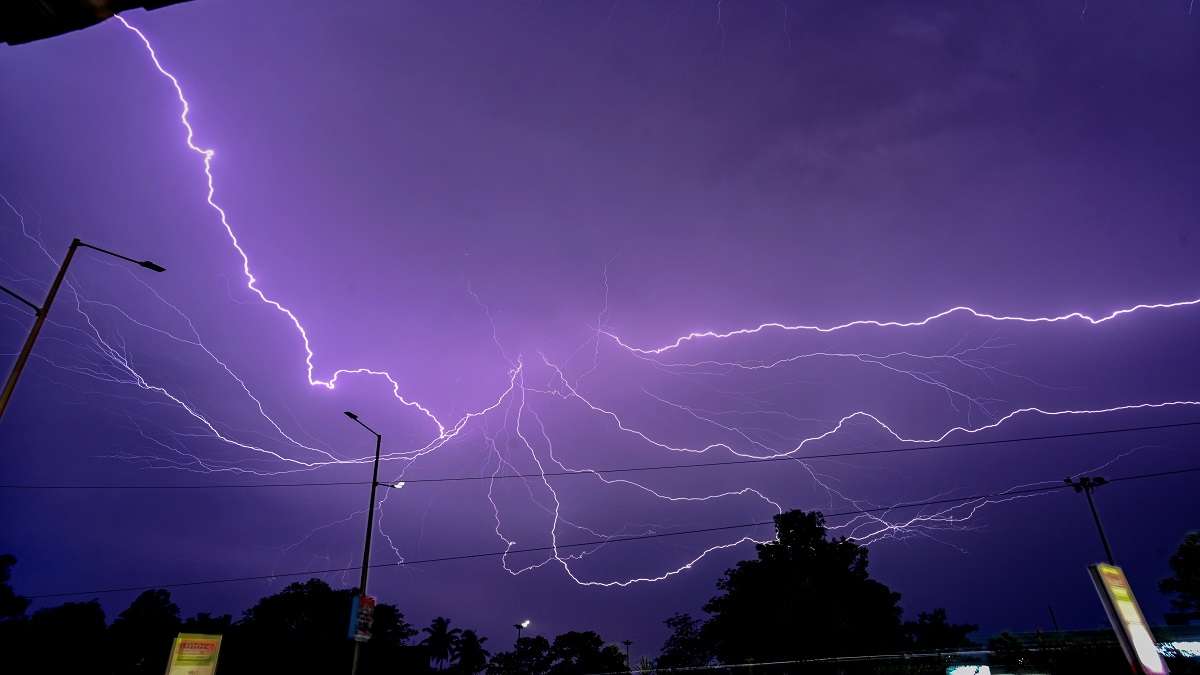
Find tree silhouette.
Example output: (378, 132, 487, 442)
(423, 616, 463, 669)
(488, 635, 553, 675)
(487, 631, 627, 675)
(372, 603, 417, 647)
(657, 613, 710, 668)
(229, 578, 356, 673)
(453, 628, 490, 673)
(1161, 531, 1200, 621)
(701, 510, 904, 663)
(903, 608, 978, 650)
(28, 600, 108, 670)
(547, 631, 626, 675)
(108, 589, 182, 674)
(181, 611, 234, 635)
(0, 554, 29, 621)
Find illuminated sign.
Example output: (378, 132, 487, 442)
(1089, 563, 1169, 675)
(165, 633, 222, 675)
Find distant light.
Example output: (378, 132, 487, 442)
(1160, 641, 1200, 658)
(393, 481, 406, 489)
(520, 619, 531, 629)
(947, 667, 990, 675)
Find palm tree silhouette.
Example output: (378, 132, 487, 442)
(422, 616, 462, 670)
(452, 629, 490, 673)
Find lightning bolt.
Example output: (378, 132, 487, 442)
(4, 13, 1197, 590)
(605, 298, 1200, 356)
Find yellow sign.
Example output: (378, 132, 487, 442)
(1090, 564, 1168, 675)
(165, 633, 223, 675)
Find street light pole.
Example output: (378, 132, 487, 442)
(1065, 475, 1115, 564)
(0, 238, 165, 420)
(622, 640, 632, 669)
(345, 411, 383, 675)
(514, 619, 530, 648)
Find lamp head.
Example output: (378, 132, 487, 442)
(139, 260, 166, 273)
(344, 411, 359, 420)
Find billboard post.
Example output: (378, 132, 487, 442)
(164, 633, 223, 675)
(1089, 563, 1169, 675)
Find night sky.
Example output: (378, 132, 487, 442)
(1, 0, 1198, 660)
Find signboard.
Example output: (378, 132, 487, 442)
(165, 633, 222, 675)
(347, 594, 377, 643)
(1089, 563, 1169, 675)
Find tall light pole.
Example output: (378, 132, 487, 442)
(514, 619, 530, 647)
(344, 410, 384, 675)
(0, 237, 165, 420)
(1065, 475, 1115, 564)
(622, 639, 632, 668)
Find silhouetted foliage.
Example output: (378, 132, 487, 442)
(219, 578, 418, 674)
(224, 578, 354, 672)
(181, 611, 234, 634)
(547, 630, 626, 674)
(489, 635, 553, 675)
(424, 615, 464, 669)
(486, 631, 627, 675)
(453, 628, 491, 674)
(108, 589, 182, 674)
(0, 554, 29, 621)
(903, 607, 978, 650)
(1161, 531, 1200, 616)
(30, 600, 108, 667)
(657, 613, 711, 669)
(701, 510, 905, 663)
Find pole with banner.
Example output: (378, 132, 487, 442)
(348, 593, 377, 643)
(1089, 563, 1169, 675)
(164, 633, 222, 675)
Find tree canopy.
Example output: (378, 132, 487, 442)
(487, 631, 625, 675)
(701, 510, 906, 662)
(1161, 531, 1200, 621)
(903, 608, 978, 650)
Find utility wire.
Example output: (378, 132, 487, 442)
(0, 480, 370, 490)
(21, 465, 1200, 599)
(2, 419, 1197, 491)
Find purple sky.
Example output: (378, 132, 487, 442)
(1, 0, 1198, 659)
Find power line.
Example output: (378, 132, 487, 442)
(2, 419, 1197, 491)
(401, 419, 1200, 484)
(21, 465, 1200, 600)
(0, 480, 369, 490)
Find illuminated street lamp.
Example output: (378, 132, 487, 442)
(514, 619, 531, 646)
(344, 410, 384, 675)
(0, 238, 165, 420)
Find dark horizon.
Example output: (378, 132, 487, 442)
(1, 0, 1198, 661)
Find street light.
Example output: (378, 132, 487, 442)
(0, 237, 165, 419)
(514, 619, 531, 646)
(1064, 475, 1115, 564)
(344, 410, 384, 675)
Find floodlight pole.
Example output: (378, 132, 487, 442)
(345, 411, 383, 675)
(1065, 476, 1115, 565)
(1, 238, 165, 420)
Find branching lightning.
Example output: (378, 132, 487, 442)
(0, 13, 1197, 590)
